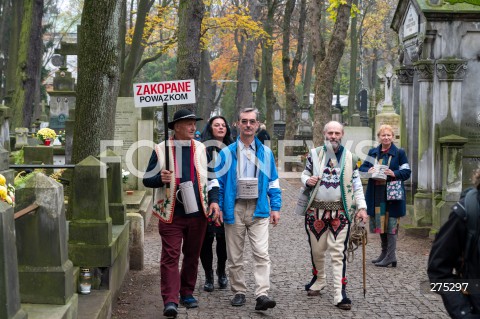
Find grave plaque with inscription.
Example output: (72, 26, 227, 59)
(114, 98, 142, 190)
(48, 95, 75, 129)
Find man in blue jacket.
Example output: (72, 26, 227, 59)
(216, 107, 281, 311)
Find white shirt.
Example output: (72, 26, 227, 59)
(238, 140, 256, 178)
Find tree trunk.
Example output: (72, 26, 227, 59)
(11, 0, 43, 128)
(176, 0, 204, 112)
(197, 50, 216, 131)
(0, 0, 13, 101)
(5, 0, 20, 98)
(234, 0, 260, 116)
(282, 0, 307, 143)
(347, 0, 359, 122)
(262, 0, 278, 134)
(118, 0, 153, 97)
(312, 0, 353, 146)
(72, 0, 124, 163)
(303, 43, 314, 101)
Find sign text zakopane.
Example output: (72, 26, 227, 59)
(133, 79, 196, 107)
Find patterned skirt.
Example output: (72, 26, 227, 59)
(369, 184, 399, 234)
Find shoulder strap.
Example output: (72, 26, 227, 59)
(310, 147, 323, 176)
(351, 152, 359, 169)
(464, 189, 480, 262)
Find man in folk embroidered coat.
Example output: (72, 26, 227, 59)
(300, 121, 368, 310)
(143, 109, 220, 318)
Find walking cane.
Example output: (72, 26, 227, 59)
(360, 221, 367, 298)
(163, 102, 170, 198)
(362, 227, 366, 298)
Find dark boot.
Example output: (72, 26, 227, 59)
(371, 233, 388, 263)
(203, 270, 214, 292)
(217, 269, 228, 289)
(375, 234, 397, 267)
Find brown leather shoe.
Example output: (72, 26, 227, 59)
(307, 289, 321, 296)
(336, 297, 352, 310)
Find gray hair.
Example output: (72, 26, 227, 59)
(238, 108, 259, 120)
(323, 120, 344, 133)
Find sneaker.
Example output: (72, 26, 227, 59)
(255, 295, 276, 311)
(179, 295, 198, 308)
(163, 302, 178, 318)
(231, 293, 246, 306)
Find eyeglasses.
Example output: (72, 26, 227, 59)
(240, 119, 257, 125)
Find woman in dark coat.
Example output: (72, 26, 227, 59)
(200, 115, 233, 292)
(359, 124, 411, 267)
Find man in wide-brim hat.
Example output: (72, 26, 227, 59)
(143, 108, 220, 318)
(167, 108, 203, 130)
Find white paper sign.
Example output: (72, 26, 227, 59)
(133, 79, 196, 107)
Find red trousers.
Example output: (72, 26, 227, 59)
(158, 214, 207, 305)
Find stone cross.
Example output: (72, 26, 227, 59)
(54, 41, 78, 69)
(383, 64, 394, 106)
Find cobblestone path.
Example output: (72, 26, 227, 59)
(112, 179, 449, 319)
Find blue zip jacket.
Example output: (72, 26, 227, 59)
(215, 137, 282, 224)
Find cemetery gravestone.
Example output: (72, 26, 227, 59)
(48, 68, 76, 131)
(375, 65, 401, 140)
(114, 97, 143, 191)
(113, 99, 154, 247)
(0, 104, 11, 151)
(358, 89, 368, 126)
(15, 173, 75, 306)
(392, 0, 480, 228)
(0, 201, 27, 319)
(14, 128, 29, 150)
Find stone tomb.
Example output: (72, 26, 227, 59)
(392, 0, 480, 228)
(68, 156, 129, 302)
(0, 201, 27, 319)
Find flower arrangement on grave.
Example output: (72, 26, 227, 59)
(0, 174, 15, 207)
(36, 128, 57, 144)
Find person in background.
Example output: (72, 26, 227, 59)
(256, 123, 271, 145)
(194, 131, 201, 141)
(215, 108, 281, 311)
(230, 121, 238, 140)
(359, 124, 411, 268)
(428, 169, 480, 318)
(200, 115, 233, 292)
(142, 109, 220, 318)
(300, 120, 368, 311)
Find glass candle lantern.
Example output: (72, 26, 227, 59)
(79, 267, 92, 294)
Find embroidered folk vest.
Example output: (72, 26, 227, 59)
(152, 138, 209, 223)
(304, 146, 357, 221)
